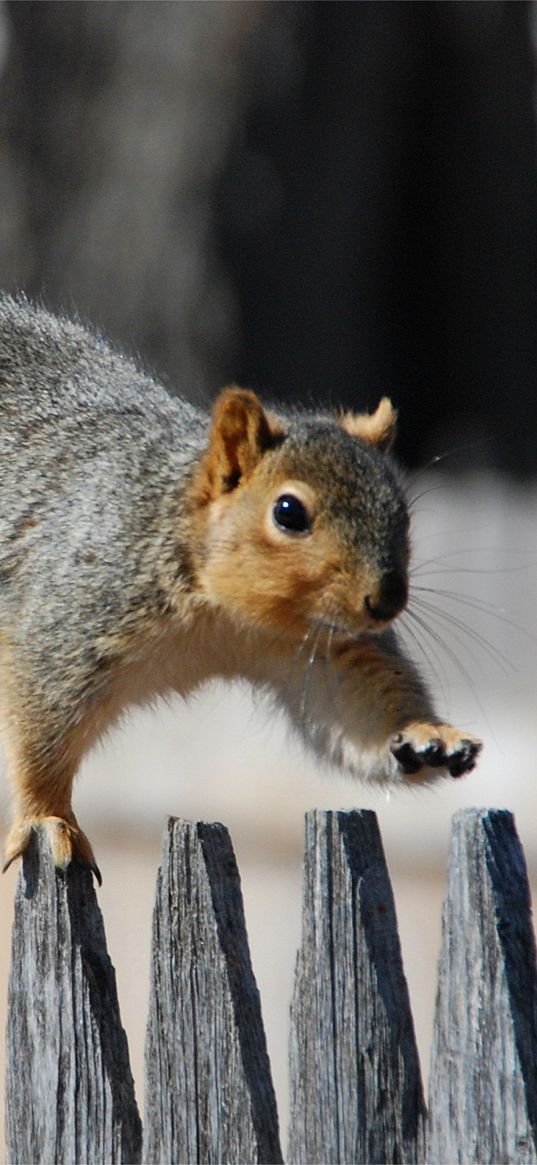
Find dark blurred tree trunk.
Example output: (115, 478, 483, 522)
(1, 1, 536, 473)
(219, 1, 537, 473)
(0, 0, 265, 400)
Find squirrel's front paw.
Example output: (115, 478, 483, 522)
(390, 722, 482, 778)
(3, 814, 102, 884)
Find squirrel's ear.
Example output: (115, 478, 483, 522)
(339, 397, 397, 453)
(196, 387, 282, 501)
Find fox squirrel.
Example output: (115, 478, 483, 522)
(0, 295, 481, 882)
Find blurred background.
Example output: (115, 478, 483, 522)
(1, 0, 537, 1151)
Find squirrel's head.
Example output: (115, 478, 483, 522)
(188, 387, 410, 643)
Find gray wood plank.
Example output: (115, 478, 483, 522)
(288, 808, 426, 1164)
(427, 807, 537, 1164)
(143, 817, 282, 1165)
(5, 827, 142, 1165)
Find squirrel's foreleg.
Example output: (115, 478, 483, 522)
(264, 630, 481, 785)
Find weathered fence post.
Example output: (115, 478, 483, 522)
(288, 808, 426, 1165)
(5, 827, 142, 1165)
(427, 807, 537, 1165)
(143, 817, 283, 1165)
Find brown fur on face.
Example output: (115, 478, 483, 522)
(188, 388, 406, 641)
(0, 296, 482, 884)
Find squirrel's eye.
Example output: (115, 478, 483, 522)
(273, 494, 312, 534)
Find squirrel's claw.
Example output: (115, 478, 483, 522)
(43, 816, 103, 885)
(3, 815, 102, 885)
(2, 817, 34, 874)
(391, 724, 482, 778)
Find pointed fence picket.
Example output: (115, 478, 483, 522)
(4, 806, 537, 1164)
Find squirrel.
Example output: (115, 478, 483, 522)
(0, 294, 482, 883)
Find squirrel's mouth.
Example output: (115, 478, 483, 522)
(314, 568, 408, 637)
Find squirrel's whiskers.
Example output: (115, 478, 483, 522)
(0, 295, 482, 879)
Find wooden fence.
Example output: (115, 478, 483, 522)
(4, 807, 537, 1165)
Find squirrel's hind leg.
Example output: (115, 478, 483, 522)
(2, 733, 101, 884)
(3, 814, 101, 885)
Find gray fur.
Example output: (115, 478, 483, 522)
(0, 297, 206, 709)
(0, 295, 481, 871)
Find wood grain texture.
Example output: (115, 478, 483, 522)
(427, 807, 537, 1164)
(288, 808, 426, 1164)
(5, 828, 142, 1165)
(143, 817, 282, 1165)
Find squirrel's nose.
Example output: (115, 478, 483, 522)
(365, 569, 408, 623)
